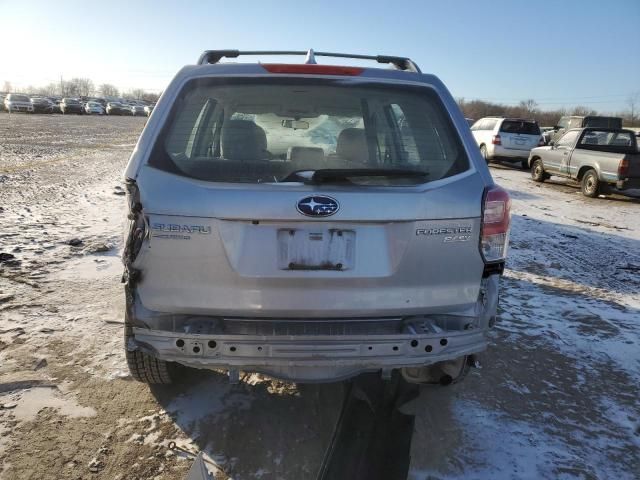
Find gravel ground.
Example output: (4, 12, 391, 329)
(1, 113, 639, 480)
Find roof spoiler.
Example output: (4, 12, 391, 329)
(196, 49, 421, 73)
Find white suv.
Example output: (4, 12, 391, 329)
(122, 50, 511, 385)
(471, 117, 543, 169)
(4, 94, 34, 113)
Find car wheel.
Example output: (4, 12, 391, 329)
(124, 320, 174, 384)
(480, 145, 489, 163)
(531, 159, 546, 182)
(520, 159, 529, 170)
(581, 170, 600, 198)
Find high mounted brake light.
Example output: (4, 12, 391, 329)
(262, 64, 364, 76)
(480, 186, 511, 263)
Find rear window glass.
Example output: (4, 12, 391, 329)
(578, 130, 637, 153)
(150, 77, 469, 186)
(584, 117, 623, 129)
(500, 120, 540, 135)
(9, 95, 30, 102)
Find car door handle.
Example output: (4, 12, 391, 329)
(563, 152, 568, 155)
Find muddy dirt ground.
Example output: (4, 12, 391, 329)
(1, 113, 639, 479)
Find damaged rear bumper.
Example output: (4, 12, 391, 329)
(130, 317, 489, 382)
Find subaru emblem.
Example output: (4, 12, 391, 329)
(296, 196, 339, 217)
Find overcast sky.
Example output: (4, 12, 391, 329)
(1, 0, 638, 111)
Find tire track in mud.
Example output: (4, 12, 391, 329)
(317, 374, 418, 480)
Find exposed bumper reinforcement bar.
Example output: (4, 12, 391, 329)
(131, 327, 488, 381)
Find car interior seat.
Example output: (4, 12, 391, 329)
(287, 146, 325, 170)
(335, 128, 369, 165)
(221, 119, 268, 161)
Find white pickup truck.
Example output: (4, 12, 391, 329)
(528, 128, 640, 197)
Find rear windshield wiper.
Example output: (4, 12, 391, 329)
(279, 168, 429, 184)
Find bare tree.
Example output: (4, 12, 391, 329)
(124, 88, 146, 100)
(37, 83, 60, 96)
(455, 99, 602, 128)
(518, 99, 538, 118)
(121, 88, 160, 103)
(570, 105, 597, 116)
(141, 91, 160, 103)
(627, 91, 639, 127)
(64, 78, 94, 97)
(99, 83, 119, 98)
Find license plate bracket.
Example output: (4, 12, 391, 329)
(277, 229, 355, 270)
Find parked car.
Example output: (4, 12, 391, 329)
(106, 102, 127, 115)
(30, 97, 54, 114)
(121, 49, 511, 386)
(48, 99, 62, 114)
(471, 117, 544, 169)
(60, 98, 84, 114)
(130, 104, 145, 116)
(84, 101, 105, 115)
(0, 95, 6, 112)
(540, 127, 555, 145)
(4, 94, 34, 113)
(528, 128, 640, 197)
(548, 115, 623, 145)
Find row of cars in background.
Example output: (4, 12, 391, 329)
(468, 115, 640, 198)
(0, 93, 155, 116)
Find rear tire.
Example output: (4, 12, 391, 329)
(581, 169, 600, 198)
(531, 159, 546, 182)
(480, 145, 489, 163)
(124, 321, 174, 384)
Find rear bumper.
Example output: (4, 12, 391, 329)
(491, 146, 531, 160)
(130, 316, 491, 382)
(615, 178, 640, 191)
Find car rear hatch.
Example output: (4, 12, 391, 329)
(129, 68, 497, 319)
(498, 120, 541, 151)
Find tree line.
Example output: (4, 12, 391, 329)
(2, 78, 637, 127)
(2, 79, 160, 103)
(457, 95, 639, 128)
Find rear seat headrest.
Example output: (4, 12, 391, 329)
(287, 146, 325, 167)
(336, 128, 368, 164)
(222, 119, 268, 161)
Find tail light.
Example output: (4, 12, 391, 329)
(481, 186, 511, 263)
(538, 137, 545, 146)
(618, 157, 629, 178)
(492, 135, 501, 145)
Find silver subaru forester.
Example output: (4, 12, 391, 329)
(122, 49, 511, 385)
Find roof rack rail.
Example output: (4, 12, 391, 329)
(196, 49, 421, 73)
